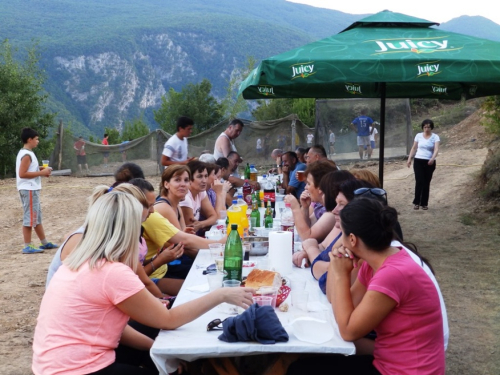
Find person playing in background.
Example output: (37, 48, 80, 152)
(329, 129, 336, 156)
(101, 133, 109, 167)
(281, 151, 306, 199)
(213, 118, 244, 160)
(161, 116, 195, 167)
(16, 127, 57, 254)
(407, 119, 440, 210)
(73, 136, 89, 174)
(256, 138, 262, 156)
(350, 108, 374, 160)
(120, 139, 130, 162)
(364, 123, 379, 159)
(306, 132, 314, 146)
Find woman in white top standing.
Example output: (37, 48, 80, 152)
(407, 119, 440, 210)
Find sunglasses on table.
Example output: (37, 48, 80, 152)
(353, 187, 388, 203)
(207, 318, 228, 331)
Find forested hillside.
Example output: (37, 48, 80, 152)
(1, 0, 499, 136)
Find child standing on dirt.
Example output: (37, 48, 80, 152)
(16, 128, 58, 254)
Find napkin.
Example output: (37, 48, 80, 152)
(289, 317, 334, 344)
(218, 304, 289, 344)
(186, 283, 210, 293)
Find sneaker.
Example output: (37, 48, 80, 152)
(22, 244, 44, 254)
(39, 242, 59, 250)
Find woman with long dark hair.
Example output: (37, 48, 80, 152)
(407, 119, 440, 210)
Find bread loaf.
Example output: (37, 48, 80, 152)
(245, 269, 282, 289)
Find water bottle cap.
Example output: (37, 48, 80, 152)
(250, 164, 255, 167)
(232, 200, 237, 204)
(262, 174, 267, 178)
(237, 194, 243, 198)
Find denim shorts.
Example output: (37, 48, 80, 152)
(19, 190, 42, 227)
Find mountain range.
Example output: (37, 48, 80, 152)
(1, 0, 499, 137)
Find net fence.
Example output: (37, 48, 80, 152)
(50, 114, 313, 176)
(314, 98, 412, 161)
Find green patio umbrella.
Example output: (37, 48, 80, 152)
(239, 10, 500, 185)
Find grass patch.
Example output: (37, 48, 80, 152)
(459, 213, 476, 226)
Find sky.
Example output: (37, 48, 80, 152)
(287, 0, 500, 25)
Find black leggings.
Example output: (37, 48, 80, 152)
(413, 157, 436, 206)
(287, 354, 380, 375)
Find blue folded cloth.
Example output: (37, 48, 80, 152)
(218, 304, 289, 344)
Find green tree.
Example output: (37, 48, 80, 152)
(252, 98, 316, 126)
(222, 56, 256, 119)
(481, 96, 500, 135)
(104, 127, 121, 144)
(154, 79, 224, 134)
(0, 40, 56, 177)
(122, 116, 150, 140)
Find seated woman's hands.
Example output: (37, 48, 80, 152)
(299, 190, 312, 208)
(284, 194, 300, 210)
(157, 242, 184, 264)
(217, 287, 255, 309)
(328, 245, 358, 275)
(292, 250, 310, 268)
(184, 226, 196, 234)
(213, 179, 232, 194)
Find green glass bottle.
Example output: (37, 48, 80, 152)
(244, 163, 251, 180)
(250, 198, 260, 231)
(264, 200, 274, 228)
(223, 224, 243, 281)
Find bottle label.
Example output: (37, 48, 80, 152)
(264, 191, 275, 202)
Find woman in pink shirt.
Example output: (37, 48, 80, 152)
(288, 198, 445, 375)
(33, 192, 254, 375)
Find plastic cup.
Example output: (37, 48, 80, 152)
(206, 270, 225, 291)
(291, 280, 308, 311)
(242, 241, 251, 261)
(258, 286, 279, 308)
(223, 280, 241, 288)
(279, 188, 285, 195)
(209, 243, 224, 259)
(296, 170, 305, 182)
(219, 210, 227, 221)
(42, 159, 49, 168)
(215, 257, 224, 272)
(253, 296, 273, 306)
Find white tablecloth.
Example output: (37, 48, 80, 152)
(150, 250, 355, 375)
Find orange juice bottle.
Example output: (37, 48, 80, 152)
(227, 200, 244, 237)
(236, 194, 249, 238)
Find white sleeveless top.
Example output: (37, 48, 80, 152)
(16, 149, 41, 190)
(213, 133, 237, 160)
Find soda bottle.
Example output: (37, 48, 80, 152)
(262, 174, 276, 210)
(244, 163, 250, 180)
(250, 198, 260, 231)
(249, 164, 258, 182)
(223, 224, 243, 281)
(281, 202, 295, 247)
(243, 179, 253, 206)
(227, 200, 243, 237)
(264, 200, 274, 228)
(254, 188, 262, 207)
(236, 194, 249, 238)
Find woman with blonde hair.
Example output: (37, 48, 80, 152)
(34, 192, 254, 375)
(350, 168, 381, 188)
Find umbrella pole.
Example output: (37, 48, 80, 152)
(379, 83, 386, 188)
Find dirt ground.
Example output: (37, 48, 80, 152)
(0, 111, 499, 374)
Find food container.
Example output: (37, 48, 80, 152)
(247, 236, 269, 256)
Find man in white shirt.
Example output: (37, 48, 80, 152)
(329, 130, 336, 155)
(213, 119, 244, 160)
(364, 124, 379, 159)
(161, 116, 195, 167)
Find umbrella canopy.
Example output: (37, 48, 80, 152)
(239, 10, 500, 185)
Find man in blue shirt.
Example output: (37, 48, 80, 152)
(281, 151, 306, 199)
(350, 108, 374, 160)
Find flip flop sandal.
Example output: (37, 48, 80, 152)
(422, 206, 428, 210)
(413, 205, 419, 210)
